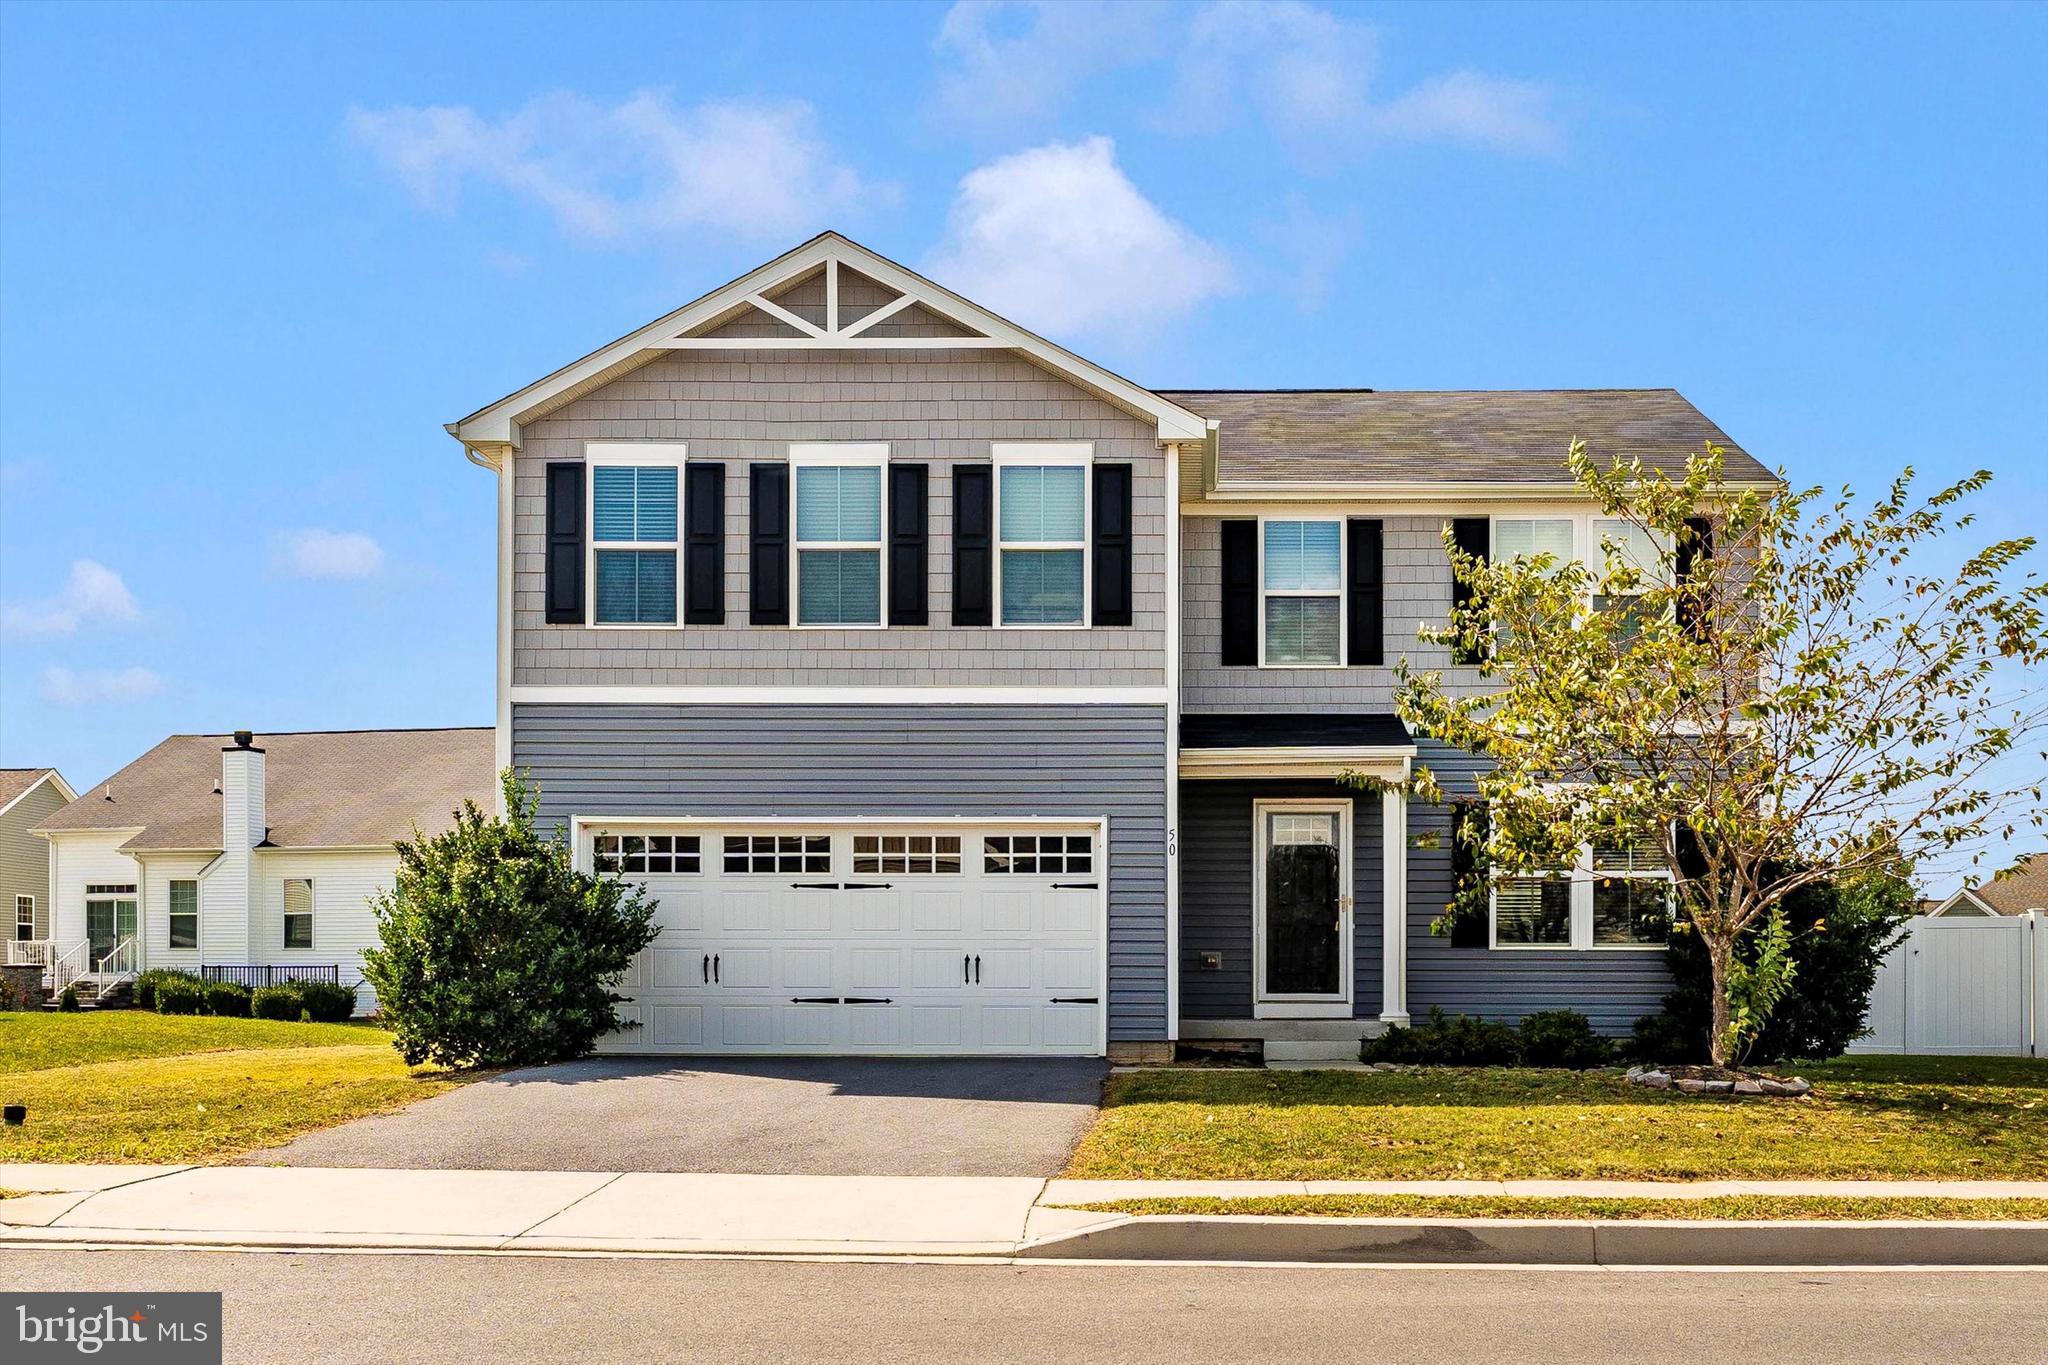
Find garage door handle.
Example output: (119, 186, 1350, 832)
(843, 996, 893, 1005)
(963, 954, 971, 985)
(701, 953, 709, 984)
(1052, 882, 1098, 890)
(1050, 997, 1098, 1005)
(713, 954, 720, 984)
(974, 954, 981, 983)
(790, 881, 842, 890)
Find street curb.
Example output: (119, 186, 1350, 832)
(1015, 1216, 2048, 1266)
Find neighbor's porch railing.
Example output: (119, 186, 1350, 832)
(200, 963, 343, 989)
(3, 939, 58, 969)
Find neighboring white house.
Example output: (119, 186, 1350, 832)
(1925, 854, 2048, 918)
(27, 727, 493, 1008)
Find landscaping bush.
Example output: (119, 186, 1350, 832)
(1632, 864, 1917, 1065)
(133, 968, 202, 1011)
(364, 771, 659, 1068)
(57, 985, 80, 1012)
(250, 984, 304, 1021)
(202, 981, 252, 1018)
(1517, 1009, 1612, 1069)
(295, 980, 357, 1024)
(1362, 1006, 1523, 1066)
(154, 978, 203, 1015)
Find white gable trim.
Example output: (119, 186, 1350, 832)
(2, 770, 78, 822)
(448, 233, 1207, 448)
(1927, 887, 2005, 917)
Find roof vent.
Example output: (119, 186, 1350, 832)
(233, 730, 254, 749)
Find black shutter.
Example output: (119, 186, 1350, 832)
(1220, 519, 1258, 666)
(544, 462, 584, 625)
(1092, 463, 1133, 627)
(888, 463, 929, 627)
(1450, 801, 1490, 948)
(748, 463, 789, 626)
(1346, 518, 1384, 666)
(683, 462, 725, 625)
(1450, 516, 1490, 665)
(1676, 515, 1714, 639)
(952, 464, 993, 627)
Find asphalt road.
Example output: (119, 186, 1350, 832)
(4, 1250, 2041, 1364)
(242, 1056, 1107, 1176)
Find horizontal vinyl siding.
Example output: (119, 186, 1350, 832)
(140, 853, 210, 973)
(1406, 741, 1671, 1034)
(250, 849, 396, 1012)
(512, 703, 1170, 1041)
(3, 782, 66, 938)
(1179, 780, 1381, 1021)
(47, 833, 141, 951)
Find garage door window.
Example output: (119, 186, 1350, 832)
(723, 834, 831, 874)
(984, 833, 1092, 875)
(853, 834, 962, 874)
(594, 834, 702, 874)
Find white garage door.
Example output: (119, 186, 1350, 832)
(588, 822, 1106, 1056)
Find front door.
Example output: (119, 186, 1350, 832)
(1255, 801, 1351, 1016)
(85, 891, 137, 967)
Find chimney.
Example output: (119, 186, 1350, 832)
(216, 731, 267, 960)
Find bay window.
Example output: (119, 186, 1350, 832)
(793, 445, 886, 626)
(1261, 519, 1342, 665)
(589, 448, 681, 626)
(995, 445, 1088, 626)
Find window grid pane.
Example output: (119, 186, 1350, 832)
(1593, 878, 1671, 945)
(594, 834, 702, 875)
(798, 549, 881, 625)
(595, 549, 677, 625)
(1494, 518, 1574, 565)
(1263, 521, 1342, 592)
(1000, 466, 1085, 543)
(593, 466, 677, 543)
(796, 466, 882, 542)
(1001, 549, 1084, 625)
(1264, 596, 1341, 664)
(1494, 875, 1571, 944)
(722, 834, 831, 874)
(983, 833, 1092, 875)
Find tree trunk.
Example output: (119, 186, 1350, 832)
(1706, 937, 1734, 1069)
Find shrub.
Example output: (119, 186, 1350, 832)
(250, 985, 304, 1021)
(57, 985, 80, 1012)
(134, 968, 202, 1011)
(364, 772, 659, 1068)
(295, 980, 357, 1024)
(154, 978, 204, 1015)
(1633, 864, 1917, 1065)
(1517, 1009, 1612, 1069)
(202, 981, 252, 1018)
(1362, 1006, 1523, 1066)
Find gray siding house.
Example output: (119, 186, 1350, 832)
(450, 234, 1775, 1062)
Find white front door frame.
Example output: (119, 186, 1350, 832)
(1252, 797, 1353, 1020)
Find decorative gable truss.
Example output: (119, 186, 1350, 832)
(448, 232, 1208, 452)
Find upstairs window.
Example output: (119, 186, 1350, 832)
(168, 879, 198, 949)
(590, 453, 679, 625)
(1261, 519, 1342, 665)
(1592, 519, 1668, 639)
(996, 447, 1088, 626)
(283, 878, 314, 949)
(1493, 517, 1575, 568)
(793, 446, 885, 626)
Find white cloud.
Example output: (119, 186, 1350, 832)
(40, 666, 162, 707)
(1372, 70, 1564, 154)
(1, 559, 140, 635)
(346, 91, 884, 242)
(932, 2, 1164, 128)
(926, 137, 1232, 341)
(272, 530, 384, 580)
(1172, 0, 1375, 136)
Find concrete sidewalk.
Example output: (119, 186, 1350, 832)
(4, 1165, 2046, 1264)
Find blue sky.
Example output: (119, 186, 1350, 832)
(1, 1, 2042, 889)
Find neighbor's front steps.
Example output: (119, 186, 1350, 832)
(4, 1165, 2046, 1266)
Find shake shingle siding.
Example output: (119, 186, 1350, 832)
(1179, 780, 1382, 1020)
(511, 702, 1171, 1041)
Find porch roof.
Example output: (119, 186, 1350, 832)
(1179, 713, 1412, 750)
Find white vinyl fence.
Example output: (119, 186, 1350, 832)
(1850, 912, 2045, 1056)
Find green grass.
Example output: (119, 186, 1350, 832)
(0, 1012, 460, 1165)
(0, 1011, 387, 1075)
(1067, 1056, 2048, 1182)
(1065, 1195, 2048, 1221)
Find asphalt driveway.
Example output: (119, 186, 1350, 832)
(244, 1056, 1108, 1177)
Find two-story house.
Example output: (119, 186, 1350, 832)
(449, 233, 1774, 1063)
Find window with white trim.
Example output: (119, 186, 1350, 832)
(594, 834, 702, 875)
(793, 445, 885, 626)
(995, 445, 1088, 626)
(1491, 830, 1671, 950)
(723, 834, 831, 874)
(1591, 518, 1668, 639)
(589, 448, 680, 625)
(283, 878, 314, 949)
(853, 834, 962, 874)
(1261, 519, 1343, 665)
(983, 834, 1093, 875)
(168, 879, 198, 949)
(1492, 516, 1669, 638)
(14, 894, 32, 942)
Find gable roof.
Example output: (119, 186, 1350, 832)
(1159, 388, 1774, 491)
(34, 728, 494, 852)
(449, 232, 1208, 450)
(1969, 854, 2048, 915)
(0, 768, 76, 819)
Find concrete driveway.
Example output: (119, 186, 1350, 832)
(245, 1057, 1108, 1177)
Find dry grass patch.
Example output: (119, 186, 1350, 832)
(1066, 1194, 2048, 1221)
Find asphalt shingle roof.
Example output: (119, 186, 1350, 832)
(1971, 854, 2048, 915)
(0, 768, 60, 809)
(1158, 389, 1772, 486)
(33, 728, 494, 852)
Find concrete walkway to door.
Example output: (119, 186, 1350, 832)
(241, 1057, 1108, 1177)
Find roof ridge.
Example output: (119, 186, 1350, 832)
(1155, 386, 1686, 395)
(155, 725, 492, 739)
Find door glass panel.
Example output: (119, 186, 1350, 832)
(1264, 812, 1341, 996)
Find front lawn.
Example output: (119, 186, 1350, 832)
(1066, 1056, 2048, 1181)
(1066, 1195, 2048, 1221)
(0, 1012, 460, 1166)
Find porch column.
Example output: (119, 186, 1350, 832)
(1380, 784, 1409, 1026)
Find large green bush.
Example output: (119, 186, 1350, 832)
(134, 968, 201, 1011)
(363, 771, 659, 1068)
(295, 980, 357, 1024)
(1362, 1007, 1523, 1066)
(202, 981, 252, 1018)
(1517, 1009, 1613, 1069)
(1633, 864, 1916, 1064)
(154, 978, 203, 1015)
(250, 984, 304, 1021)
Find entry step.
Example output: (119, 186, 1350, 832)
(1262, 1039, 1365, 1063)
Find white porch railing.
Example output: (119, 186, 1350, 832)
(3, 939, 59, 969)
(50, 940, 90, 995)
(92, 937, 139, 981)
